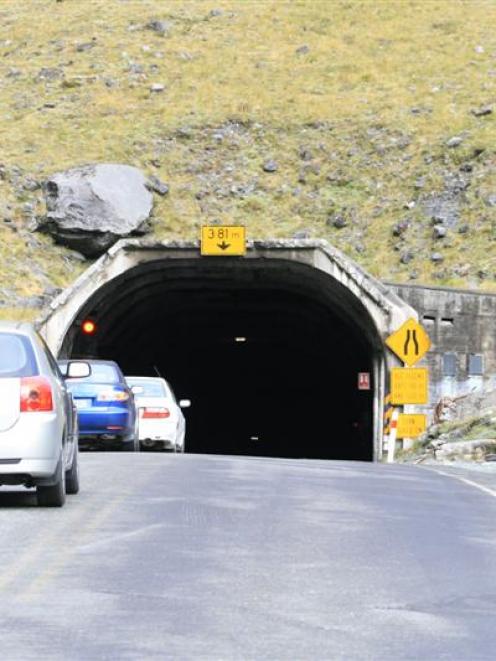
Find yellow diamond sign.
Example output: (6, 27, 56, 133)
(201, 226, 246, 256)
(396, 414, 427, 439)
(390, 367, 429, 405)
(385, 318, 431, 366)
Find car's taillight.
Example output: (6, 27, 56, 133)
(97, 390, 130, 402)
(20, 377, 54, 412)
(140, 407, 170, 419)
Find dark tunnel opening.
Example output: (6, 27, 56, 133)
(61, 258, 383, 461)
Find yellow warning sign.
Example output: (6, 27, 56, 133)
(201, 226, 246, 256)
(396, 414, 427, 439)
(390, 367, 429, 405)
(385, 318, 431, 366)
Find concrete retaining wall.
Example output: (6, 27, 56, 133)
(389, 283, 496, 421)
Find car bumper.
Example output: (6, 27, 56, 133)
(0, 411, 63, 464)
(77, 407, 133, 437)
(138, 419, 178, 443)
(0, 458, 59, 484)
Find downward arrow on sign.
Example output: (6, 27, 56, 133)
(217, 241, 231, 250)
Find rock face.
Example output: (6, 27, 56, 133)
(41, 164, 153, 257)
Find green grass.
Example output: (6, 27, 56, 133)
(0, 0, 495, 300)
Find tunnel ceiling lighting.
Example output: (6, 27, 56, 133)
(235, 337, 247, 343)
(81, 319, 97, 335)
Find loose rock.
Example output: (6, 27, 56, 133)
(128, 62, 145, 75)
(329, 213, 347, 229)
(146, 20, 172, 36)
(40, 163, 153, 257)
(35, 67, 64, 82)
(433, 224, 447, 239)
(76, 41, 96, 53)
(471, 105, 493, 117)
(262, 160, 278, 173)
(446, 136, 463, 148)
(392, 219, 410, 237)
(150, 83, 165, 93)
(146, 175, 169, 196)
(299, 148, 313, 161)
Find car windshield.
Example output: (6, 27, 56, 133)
(63, 362, 120, 384)
(127, 380, 167, 397)
(0, 333, 38, 377)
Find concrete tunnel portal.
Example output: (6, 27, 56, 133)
(40, 240, 416, 461)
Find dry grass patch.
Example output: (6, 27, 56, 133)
(0, 0, 494, 299)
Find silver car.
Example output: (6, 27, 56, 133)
(0, 322, 86, 507)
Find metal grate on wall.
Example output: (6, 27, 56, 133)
(443, 353, 457, 377)
(468, 354, 484, 376)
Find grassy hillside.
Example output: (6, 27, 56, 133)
(0, 0, 495, 318)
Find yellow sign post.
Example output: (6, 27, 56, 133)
(390, 367, 429, 405)
(385, 319, 431, 462)
(201, 226, 246, 256)
(385, 318, 431, 367)
(396, 414, 427, 439)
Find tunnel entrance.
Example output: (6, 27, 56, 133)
(40, 240, 417, 461)
(59, 258, 381, 461)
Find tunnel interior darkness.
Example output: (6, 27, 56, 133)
(61, 258, 382, 461)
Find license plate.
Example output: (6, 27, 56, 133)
(75, 398, 92, 410)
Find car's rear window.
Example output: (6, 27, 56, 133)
(0, 333, 38, 377)
(127, 380, 167, 397)
(61, 362, 120, 384)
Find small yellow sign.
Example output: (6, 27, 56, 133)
(390, 367, 429, 405)
(201, 226, 246, 256)
(385, 318, 431, 366)
(396, 413, 427, 439)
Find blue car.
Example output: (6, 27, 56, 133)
(58, 359, 138, 452)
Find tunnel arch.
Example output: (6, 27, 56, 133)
(39, 239, 415, 460)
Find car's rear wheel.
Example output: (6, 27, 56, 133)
(65, 447, 80, 494)
(37, 462, 66, 507)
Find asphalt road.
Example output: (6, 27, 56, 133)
(1, 454, 496, 660)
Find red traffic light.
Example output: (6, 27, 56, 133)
(81, 319, 97, 335)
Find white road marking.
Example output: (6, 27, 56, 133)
(429, 468, 496, 499)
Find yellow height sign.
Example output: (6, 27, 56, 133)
(390, 367, 429, 405)
(385, 318, 431, 367)
(201, 226, 246, 256)
(396, 414, 427, 439)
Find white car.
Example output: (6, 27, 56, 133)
(126, 376, 190, 452)
(0, 322, 90, 507)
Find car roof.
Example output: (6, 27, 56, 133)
(0, 321, 35, 334)
(59, 359, 120, 366)
(126, 376, 171, 388)
(126, 376, 166, 381)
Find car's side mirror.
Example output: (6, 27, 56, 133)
(66, 361, 91, 378)
(179, 399, 191, 408)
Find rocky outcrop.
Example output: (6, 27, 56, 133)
(431, 438, 496, 462)
(40, 164, 156, 257)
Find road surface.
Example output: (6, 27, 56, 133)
(1, 453, 496, 659)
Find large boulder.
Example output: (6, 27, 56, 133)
(41, 164, 154, 257)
